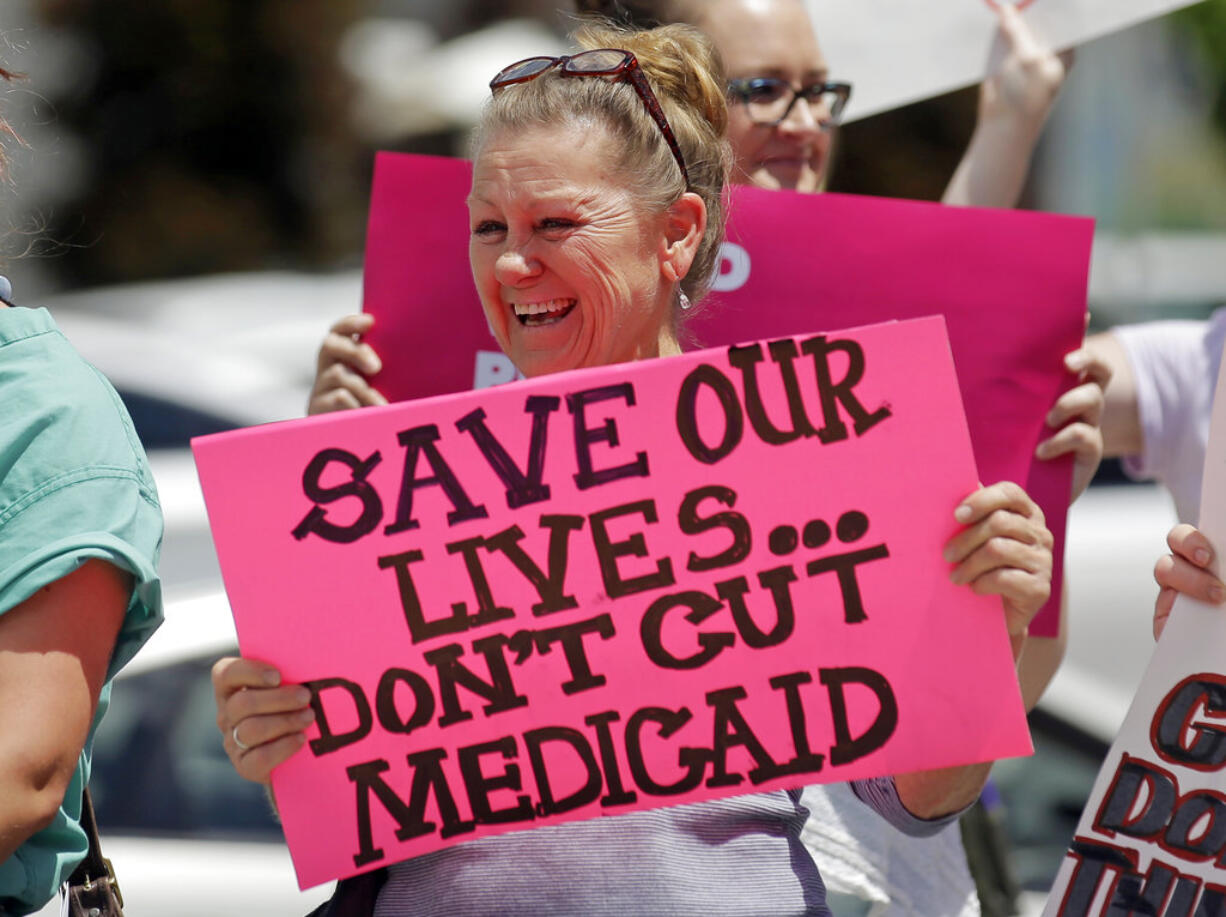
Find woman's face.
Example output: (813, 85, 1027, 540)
(693, 0, 834, 193)
(468, 121, 679, 378)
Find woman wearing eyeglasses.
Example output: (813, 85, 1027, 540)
(214, 21, 1057, 917)
(576, 0, 1068, 206)
(672, 0, 847, 196)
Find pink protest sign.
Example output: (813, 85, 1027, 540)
(193, 316, 1033, 890)
(362, 152, 1092, 636)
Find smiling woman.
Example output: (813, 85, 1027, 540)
(685, 0, 840, 193)
(466, 121, 692, 376)
(462, 30, 731, 379)
(215, 18, 1062, 917)
(469, 116, 706, 378)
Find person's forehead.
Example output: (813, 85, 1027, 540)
(697, 0, 826, 76)
(468, 122, 627, 205)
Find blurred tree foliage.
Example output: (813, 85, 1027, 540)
(35, 0, 370, 284)
(1172, 0, 1226, 137)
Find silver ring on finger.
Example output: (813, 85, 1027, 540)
(232, 723, 251, 752)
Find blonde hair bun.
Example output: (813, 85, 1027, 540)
(574, 22, 728, 138)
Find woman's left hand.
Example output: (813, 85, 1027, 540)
(1036, 344, 1110, 502)
(943, 481, 1054, 642)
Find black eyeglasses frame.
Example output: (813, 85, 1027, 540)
(726, 77, 853, 129)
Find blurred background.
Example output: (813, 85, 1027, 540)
(2, 0, 1224, 301)
(4, 1, 1225, 914)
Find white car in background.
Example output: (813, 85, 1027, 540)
(28, 270, 1183, 915)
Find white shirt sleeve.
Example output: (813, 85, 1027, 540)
(1111, 307, 1226, 523)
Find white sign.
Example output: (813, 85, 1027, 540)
(807, 0, 1204, 121)
(1042, 341, 1226, 915)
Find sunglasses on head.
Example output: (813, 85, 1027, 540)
(490, 49, 691, 190)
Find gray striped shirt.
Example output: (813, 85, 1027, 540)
(373, 779, 953, 916)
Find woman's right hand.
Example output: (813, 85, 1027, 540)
(212, 656, 315, 786)
(943, 481, 1053, 648)
(307, 313, 389, 415)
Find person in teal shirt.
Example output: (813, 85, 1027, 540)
(0, 298, 165, 916)
(0, 66, 164, 915)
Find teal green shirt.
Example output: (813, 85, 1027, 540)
(0, 307, 163, 915)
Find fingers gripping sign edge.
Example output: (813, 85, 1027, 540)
(946, 481, 1053, 632)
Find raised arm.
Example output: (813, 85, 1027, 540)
(0, 560, 129, 860)
(942, 4, 1068, 209)
(1016, 580, 1068, 712)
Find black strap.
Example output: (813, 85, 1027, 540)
(305, 869, 388, 917)
(67, 787, 110, 888)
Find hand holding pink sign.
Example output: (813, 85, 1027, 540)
(201, 34, 1060, 904)
(195, 317, 1043, 890)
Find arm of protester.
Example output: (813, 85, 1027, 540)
(1036, 341, 1108, 503)
(308, 313, 389, 415)
(1025, 337, 1101, 709)
(0, 560, 129, 860)
(1153, 523, 1226, 640)
(1016, 581, 1067, 711)
(1084, 331, 1142, 459)
(941, 4, 1069, 209)
(213, 656, 314, 787)
(895, 481, 1052, 819)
